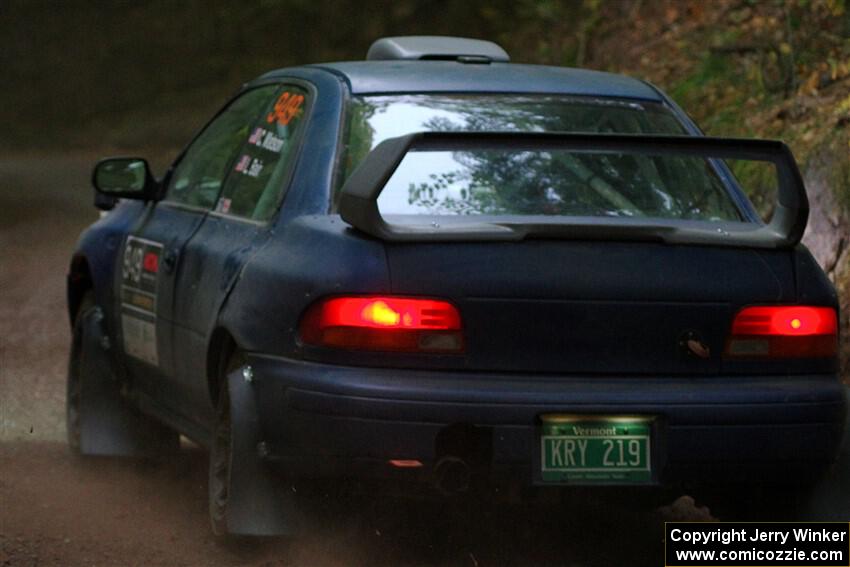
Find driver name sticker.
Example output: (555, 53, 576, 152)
(234, 154, 264, 177)
(248, 127, 284, 152)
(120, 236, 162, 366)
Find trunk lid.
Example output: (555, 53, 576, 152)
(386, 240, 794, 375)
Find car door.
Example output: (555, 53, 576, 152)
(118, 85, 281, 418)
(168, 82, 311, 426)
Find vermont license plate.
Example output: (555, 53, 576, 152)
(540, 415, 653, 484)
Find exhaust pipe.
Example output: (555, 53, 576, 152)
(434, 456, 472, 494)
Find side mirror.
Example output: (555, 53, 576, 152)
(91, 158, 158, 206)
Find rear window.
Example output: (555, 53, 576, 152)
(338, 95, 742, 222)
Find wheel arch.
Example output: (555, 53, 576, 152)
(67, 254, 94, 327)
(206, 326, 239, 408)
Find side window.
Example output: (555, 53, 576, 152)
(166, 86, 279, 209)
(213, 86, 308, 221)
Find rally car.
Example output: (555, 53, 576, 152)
(67, 36, 844, 534)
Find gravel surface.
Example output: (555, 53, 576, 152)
(0, 154, 98, 441)
(0, 154, 846, 566)
(0, 441, 685, 567)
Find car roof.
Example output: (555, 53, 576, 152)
(260, 61, 663, 101)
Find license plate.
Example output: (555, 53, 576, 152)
(540, 415, 653, 484)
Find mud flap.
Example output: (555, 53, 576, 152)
(77, 308, 177, 456)
(224, 366, 299, 536)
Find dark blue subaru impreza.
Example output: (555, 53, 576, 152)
(66, 36, 844, 534)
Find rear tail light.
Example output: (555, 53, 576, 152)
(388, 459, 423, 468)
(725, 305, 838, 358)
(299, 296, 463, 353)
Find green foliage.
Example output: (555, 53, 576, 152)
(728, 160, 778, 221)
(2, 0, 848, 196)
(828, 140, 850, 212)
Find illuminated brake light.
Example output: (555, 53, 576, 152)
(725, 306, 837, 358)
(299, 296, 463, 353)
(362, 300, 402, 326)
(388, 459, 423, 468)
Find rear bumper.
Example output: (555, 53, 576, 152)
(247, 354, 848, 486)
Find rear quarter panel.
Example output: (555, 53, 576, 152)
(217, 216, 391, 357)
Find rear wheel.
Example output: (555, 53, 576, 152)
(209, 381, 233, 535)
(208, 350, 298, 537)
(209, 352, 245, 536)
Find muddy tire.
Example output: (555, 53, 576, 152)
(208, 352, 297, 537)
(209, 362, 236, 536)
(66, 290, 178, 457)
(66, 293, 95, 454)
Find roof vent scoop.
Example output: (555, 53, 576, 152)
(366, 36, 510, 63)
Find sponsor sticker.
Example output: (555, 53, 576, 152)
(216, 197, 232, 214)
(120, 236, 162, 365)
(234, 154, 251, 173)
(121, 313, 157, 366)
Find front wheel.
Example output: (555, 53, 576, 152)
(66, 290, 178, 457)
(66, 293, 95, 453)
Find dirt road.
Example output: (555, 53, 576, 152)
(0, 155, 847, 566)
(1, 441, 691, 567)
(0, 155, 98, 441)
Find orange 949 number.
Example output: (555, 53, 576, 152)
(267, 92, 305, 126)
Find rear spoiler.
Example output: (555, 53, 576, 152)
(338, 132, 808, 248)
